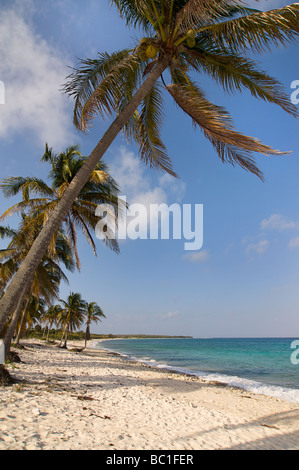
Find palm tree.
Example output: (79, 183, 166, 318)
(0, 0, 299, 334)
(42, 304, 63, 342)
(58, 292, 86, 348)
(0, 146, 120, 356)
(1, 144, 121, 271)
(84, 301, 106, 348)
(0, 223, 74, 355)
(14, 296, 46, 345)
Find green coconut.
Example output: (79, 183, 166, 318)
(187, 29, 196, 40)
(159, 15, 165, 25)
(138, 38, 149, 60)
(186, 29, 196, 48)
(145, 44, 159, 59)
(187, 37, 195, 48)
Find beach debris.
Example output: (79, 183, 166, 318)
(261, 423, 280, 430)
(76, 395, 94, 401)
(84, 408, 111, 420)
(94, 414, 111, 420)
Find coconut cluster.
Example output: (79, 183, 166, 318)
(137, 25, 196, 62)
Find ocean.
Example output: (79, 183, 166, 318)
(95, 337, 299, 404)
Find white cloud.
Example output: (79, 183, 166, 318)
(288, 237, 299, 249)
(246, 240, 269, 255)
(111, 147, 185, 203)
(0, 4, 75, 148)
(158, 311, 180, 320)
(110, 147, 187, 237)
(183, 250, 209, 263)
(260, 214, 297, 231)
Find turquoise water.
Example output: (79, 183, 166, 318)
(96, 338, 299, 403)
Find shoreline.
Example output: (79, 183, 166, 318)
(94, 338, 299, 405)
(0, 339, 299, 450)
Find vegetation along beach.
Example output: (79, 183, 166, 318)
(1, 0, 299, 451)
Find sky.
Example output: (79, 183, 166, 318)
(0, 0, 299, 337)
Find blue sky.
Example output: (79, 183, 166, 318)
(1, 0, 299, 337)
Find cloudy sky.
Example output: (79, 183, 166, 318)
(1, 0, 299, 337)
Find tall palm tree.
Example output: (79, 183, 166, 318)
(0, 145, 120, 356)
(1, 144, 121, 270)
(84, 301, 106, 348)
(0, 0, 299, 334)
(0, 223, 73, 356)
(58, 292, 86, 348)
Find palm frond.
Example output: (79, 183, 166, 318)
(0, 176, 55, 200)
(176, 0, 241, 31)
(0, 226, 16, 240)
(109, 0, 154, 31)
(0, 198, 52, 222)
(167, 80, 289, 179)
(200, 3, 299, 53)
(182, 47, 298, 117)
(126, 83, 177, 177)
(65, 216, 81, 271)
(64, 49, 142, 130)
(70, 208, 98, 256)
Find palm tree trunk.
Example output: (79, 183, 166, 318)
(0, 55, 170, 334)
(62, 325, 69, 349)
(3, 296, 29, 360)
(59, 325, 67, 347)
(85, 323, 90, 349)
(15, 304, 29, 345)
(46, 324, 51, 342)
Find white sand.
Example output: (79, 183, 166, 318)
(0, 339, 299, 450)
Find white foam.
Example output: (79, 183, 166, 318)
(95, 341, 299, 404)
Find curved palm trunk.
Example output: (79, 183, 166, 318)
(15, 306, 28, 345)
(0, 55, 170, 338)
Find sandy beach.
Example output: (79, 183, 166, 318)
(0, 339, 299, 450)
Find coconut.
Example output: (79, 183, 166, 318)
(187, 37, 196, 48)
(145, 44, 159, 59)
(187, 30, 196, 40)
(186, 30, 196, 48)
